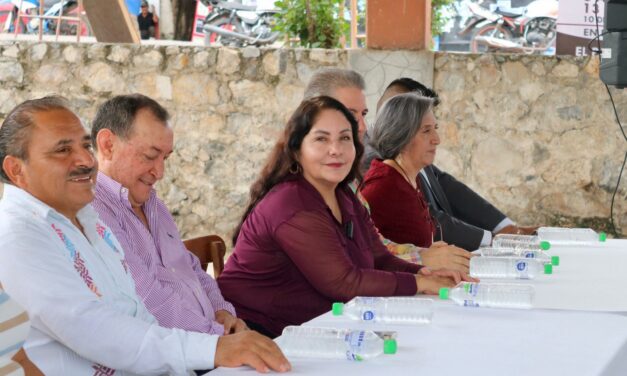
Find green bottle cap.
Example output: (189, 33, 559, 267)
(331, 302, 344, 316)
(439, 287, 450, 300)
(599, 232, 607, 242)
(383, 339, 397, 355)
(551, 256, 560, 266)
(544, 263, 553, 274)
(540, 241, 551, 250)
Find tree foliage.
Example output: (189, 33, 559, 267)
(273, 0, 348, 48)
(432, 0, 455, 37)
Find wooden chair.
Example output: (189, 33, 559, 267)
(1, 282, 43, 376)
(12, 349, 44, 376)
(183, 235, 226, 278)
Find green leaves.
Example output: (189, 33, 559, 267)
(432, 0, 455, 37)
(273, 0, 347, 48)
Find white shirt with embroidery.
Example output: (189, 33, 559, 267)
(0, 185, 217, 376)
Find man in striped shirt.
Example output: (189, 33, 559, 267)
(91, 94, 246, 336)
(0, 96, 289, 374)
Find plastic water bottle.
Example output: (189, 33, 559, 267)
(537, 227, 607, 246)
(492, 234, 551, 251)
(439, 282, 534, 309)
(470, 256, 552, 279)
(275, 326, 397, 361)
(332, 297, 433, 324)
(479, 247, 560, 266)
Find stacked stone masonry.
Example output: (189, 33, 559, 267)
(0, 42, 625, 242)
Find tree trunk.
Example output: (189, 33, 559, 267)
(305, 0, 314, 47)
(170, 0, 197, 41)
(159, 0, 175, 39)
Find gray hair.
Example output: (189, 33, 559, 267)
(369, 93, 434, 160)
(0, 96, 73, 184)
(303, 68, 365, 99)
(91, 94, 170, 150)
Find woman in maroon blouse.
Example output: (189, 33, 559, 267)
(217, 96, 469, 337)
(360, 93, 441, 249)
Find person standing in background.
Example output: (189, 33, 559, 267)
(137, 0, 158, 40)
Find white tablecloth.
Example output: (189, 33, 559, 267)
(210, 239, 627, 376)
(519, 239, 627, 311)
(211, 306, 627, 376)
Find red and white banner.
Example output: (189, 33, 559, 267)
(556, 0, 605, 56)
(191, 1, 211, 44)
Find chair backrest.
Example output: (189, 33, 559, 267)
(183, 235, 226, 278)
(12, 349, 44, 376)
(1, 283, 43, 376)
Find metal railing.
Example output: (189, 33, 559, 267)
(8, 0, 85, 42)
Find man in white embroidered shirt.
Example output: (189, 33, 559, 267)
(0, 96, 290, 375)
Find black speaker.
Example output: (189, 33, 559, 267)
(605, 0, 627, 32)
(600, 1, 627, 88)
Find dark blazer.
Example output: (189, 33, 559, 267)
(419, 165, 506, 251)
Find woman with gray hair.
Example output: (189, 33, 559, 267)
(360, 93, 440, 249)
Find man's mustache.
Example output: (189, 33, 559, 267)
(68, 167, 95, 178)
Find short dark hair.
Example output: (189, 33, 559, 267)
(376, 78, 440, 113)
(386, 78, 440, 105)
(0, 96, 73, 184)
(91, 94, 170, 150)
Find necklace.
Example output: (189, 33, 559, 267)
(393, 158, 419, 192)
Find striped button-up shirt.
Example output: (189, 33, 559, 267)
(93, 172, 235, 335)
(0, 286, 29, 376)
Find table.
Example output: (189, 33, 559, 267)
(210, 240, 627, 376)
(500, 239, 627, 311)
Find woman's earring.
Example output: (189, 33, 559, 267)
(289, 162, 301, 174)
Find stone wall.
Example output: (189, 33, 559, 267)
(433, 53, 627, 235)
(0, 42, 625, 242)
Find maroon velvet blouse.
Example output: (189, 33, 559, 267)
(360, 159, 436, 248)
(217, 176, 422, 336)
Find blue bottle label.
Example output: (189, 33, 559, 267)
(463, 283, 479, 296)
(345, 331, 366, 361)
(516, 260, 530, 278)
(362, 311, 375, 321)
(463, 299, 480, 307)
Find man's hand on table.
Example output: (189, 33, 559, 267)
(496, 225, 539, 236)
(215, 330, 291, 373)
(420, 241, 472, 274)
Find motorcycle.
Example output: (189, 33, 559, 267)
(27, 0, 90, 36)
(2, 0, 89, 35)
(462, 0, 558, 54)
(201, 0, 280, 47)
